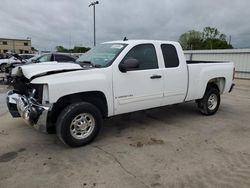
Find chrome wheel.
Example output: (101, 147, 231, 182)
(70, 113, 95, 139)
(207, 94, 218, 110)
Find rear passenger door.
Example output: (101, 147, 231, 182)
(113, 43, 164, 115)
(161, 44, 188, 105)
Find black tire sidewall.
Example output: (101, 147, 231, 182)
(202, 88, 220, 115)
(0, 64, 7, 72)
(57, 102, 102, 147)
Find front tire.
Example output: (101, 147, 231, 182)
(56, 102, 103, 147)
(197, 87, 220, 115)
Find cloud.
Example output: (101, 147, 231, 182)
(0, 0, 249, 50)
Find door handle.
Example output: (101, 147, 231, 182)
(150, 75, 162, 79)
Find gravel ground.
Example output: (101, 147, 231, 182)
(0, 93, 7, 115)
(0, 84, 8, 116)
(0, 79, 250, 188)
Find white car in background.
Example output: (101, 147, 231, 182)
(0, 56, 20, 72)
(0, 54, 35, 72)
(19, 54, 36, 60)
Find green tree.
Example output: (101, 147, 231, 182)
(72, 46, 90, 53)
(56, 46, 68, 52)
(203, 27, 219, 39)
(202, 27, 233, 49)
(178, 27, 233, 50)
(56, 46, 90, 53)
(179, 30, 203, 50)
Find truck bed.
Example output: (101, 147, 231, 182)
(186, 60, 229, 64)
(185, 61, 234, 101)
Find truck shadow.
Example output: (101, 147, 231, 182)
(98, 102, 199, 140)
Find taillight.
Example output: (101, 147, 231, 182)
(233, 67, 235, 80)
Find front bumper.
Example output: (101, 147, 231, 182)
(6, 90, 52, 133)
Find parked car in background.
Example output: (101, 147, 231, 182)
(29, 53, 76, 63)
(0, 56, 19, 72)
(0, 54, 7, 59)
(0, 54, 36, 72)
(3, 53, 77, 84)
(6, 53, 76, 72)
(19, 54, 36, 60)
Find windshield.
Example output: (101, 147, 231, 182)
(76, 43, 126, 67)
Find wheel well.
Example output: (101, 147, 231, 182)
(47, 91, 108, 129)
(1, 63, 7, 67)
(207, 77, 225, 93)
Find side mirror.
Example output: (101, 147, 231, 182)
(119, 58, 139, 73)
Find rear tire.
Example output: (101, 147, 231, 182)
(197, 87, 220, 115)
(56, 102, 102, 147)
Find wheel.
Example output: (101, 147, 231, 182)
(197, 87, 220, 115)
(56, 102, 103, 147)
(0, 63, 7, 72)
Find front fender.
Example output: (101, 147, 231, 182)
(31, 68, 114, 116)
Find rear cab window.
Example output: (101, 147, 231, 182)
(161, 44, 179, 68)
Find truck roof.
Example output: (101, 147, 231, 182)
(104, 40, 179, 46)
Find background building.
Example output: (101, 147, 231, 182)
(0, 38, 32, 54)
(185, 49, 250, 79)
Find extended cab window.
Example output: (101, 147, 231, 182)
(123, 44, 158, 70)
(161, 44, 179, 68)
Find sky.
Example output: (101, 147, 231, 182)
(0, 0, 249, 51)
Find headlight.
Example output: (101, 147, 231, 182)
(29, 84, 43, 103)
(42, 84, 49, 104)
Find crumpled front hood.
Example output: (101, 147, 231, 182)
(12, 62, 83, 79)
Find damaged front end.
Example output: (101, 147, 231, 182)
(6, 62, 84, 133)
(6, 77, 52, 133)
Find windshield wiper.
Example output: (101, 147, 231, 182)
(77, 61, 101, 68)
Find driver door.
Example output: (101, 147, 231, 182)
(113, 43, 164, 115)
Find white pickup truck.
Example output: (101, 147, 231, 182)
(7, 40, 235, 147)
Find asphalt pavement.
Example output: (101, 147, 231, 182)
(0, 84, 8, 116)
(0, 79, 250, 188)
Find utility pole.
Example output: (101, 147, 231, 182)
(229, 35, 232, 45)
(13, 39, 15, 53)
(89, 1, 99, 46)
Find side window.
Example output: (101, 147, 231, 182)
(123, 44, 158, 70)
(161, 44, 179, 68)
(55, 55, 75, 62)
(65, 56, 75, 62)
(37, 54, 51, 62)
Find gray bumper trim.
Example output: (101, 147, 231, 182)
(6, 90, 52, 133)
(6, 90, 22, 117)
